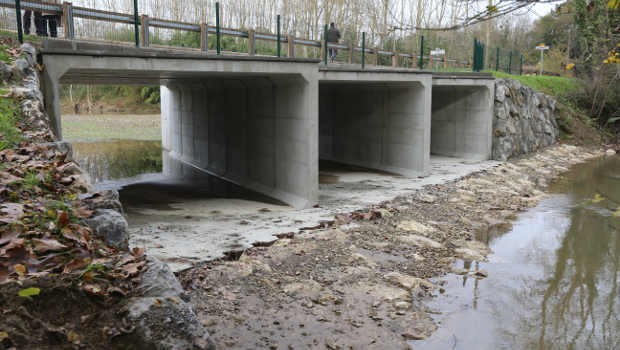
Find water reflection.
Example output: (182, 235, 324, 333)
(415, 156, 620, 350)
(71, 140, 162, 185)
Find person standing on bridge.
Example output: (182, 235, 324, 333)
(22, 8, 45, 36)
(327, 23, 341, 63)
(41, 0, 61, 38)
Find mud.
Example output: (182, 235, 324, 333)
(179, 144, 605, 349)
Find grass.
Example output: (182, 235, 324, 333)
(490, 71, 580, 103)
(0, 96, 22, 151)
(0, 44, 11, 63)
(61, 114, 161, 142)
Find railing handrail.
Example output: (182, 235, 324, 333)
(0, 0, 480, 70)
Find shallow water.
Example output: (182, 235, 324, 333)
(71, 140, 163, 189)
(415, 156, 620, 350)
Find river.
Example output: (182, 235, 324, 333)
(415, 156, 620, 349)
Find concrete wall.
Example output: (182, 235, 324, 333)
(431, 81, 494, 160)
(319, 82, 428, 176)
(161, 75, 318, 209)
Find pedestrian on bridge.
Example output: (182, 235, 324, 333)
(327, 23, 341, 63)
(22, 9, 45, 36)
(41, 0, 61, 38)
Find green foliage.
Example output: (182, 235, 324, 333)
(21, 171, 41, 191)
(18, 287, 41, 297)
(0, 97, 22, 151)
(0, 44, 12, 63)
(140, 87, 160, 104)
(492, 71, 579, 102)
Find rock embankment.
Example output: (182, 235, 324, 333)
(493, 78, 560, 161)
(181, 143, 603, 349)
(0, 42, 212, 349)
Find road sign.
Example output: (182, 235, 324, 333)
(535, 44, 549, 75)
(430, 48, 445, 56)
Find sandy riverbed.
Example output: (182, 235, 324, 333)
(178, 144, 605, 349)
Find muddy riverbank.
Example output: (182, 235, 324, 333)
(179, 144, 608, 349)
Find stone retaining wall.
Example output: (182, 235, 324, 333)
(492, 78, 560, 161)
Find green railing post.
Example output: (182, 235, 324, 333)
(15, 0, 23, 44)
(472, 38, 476, 72)
(277, 15, 281, 57)
(495, 47, 500, 71)
(361, 32, 366, 69)
(133, 0, 139, 47)
(216, 2, 221, 55)
(508, 51, 513, 74)
(418, 35, 424, 69)
(323, 24, 328, 65)
(519, 54, 523, 75)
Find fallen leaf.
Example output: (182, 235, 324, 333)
(32, 238, 68, 253)
(57, 211, 70, 227)
(0, 267, 8, 283)
(82, 284, 104, 296)
(18, 287, 41, 297)
(0, 203, 25, 224)
(591, 193, 605, 203)
(121, 261, 145, 277)
(0, 231, 19, 246)
(13, 264, 26, 276)
(63, 258, 91, 274)
(67, 330, 80, 343)
(613, 207, 620, 218)
(0, 331, 8, 341)
(131, 247, 145, 257)
(74, 207, 93, 219)
(0, 171, 21, 184)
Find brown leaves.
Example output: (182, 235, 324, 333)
(31, 238, 68, 253)
(0, 203, 24, 224)
(120, 261, 145, 278)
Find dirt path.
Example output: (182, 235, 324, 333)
(179, 144, 605, 349)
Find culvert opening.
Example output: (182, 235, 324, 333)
(430, 85, 491, 161)
(318, 81, 428, 179)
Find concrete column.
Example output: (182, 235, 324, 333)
(430, 83, 493, 160)
(319, 82, 429, 176)
(162, 75, 318, 208)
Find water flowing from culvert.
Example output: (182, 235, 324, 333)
(414, 156, 620, 350)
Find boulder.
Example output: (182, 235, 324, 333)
(84, 209, 129, 250)
(114, 256, 214, 349)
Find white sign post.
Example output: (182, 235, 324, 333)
(535, 44, 549, 76)
(430, 48, 445, 70)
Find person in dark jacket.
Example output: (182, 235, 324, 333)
(326, 22, 341, 63)
(22, 10, 46, 36)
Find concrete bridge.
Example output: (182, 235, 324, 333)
(39, 40, 494, 208)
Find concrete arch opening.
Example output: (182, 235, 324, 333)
(160, 74, 317, 209)
(430, 81, 494, 161)
(318, 71, 432, 178)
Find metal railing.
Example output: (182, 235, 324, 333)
(1, 0, 480, 71)
(490, 46, 524, 75)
